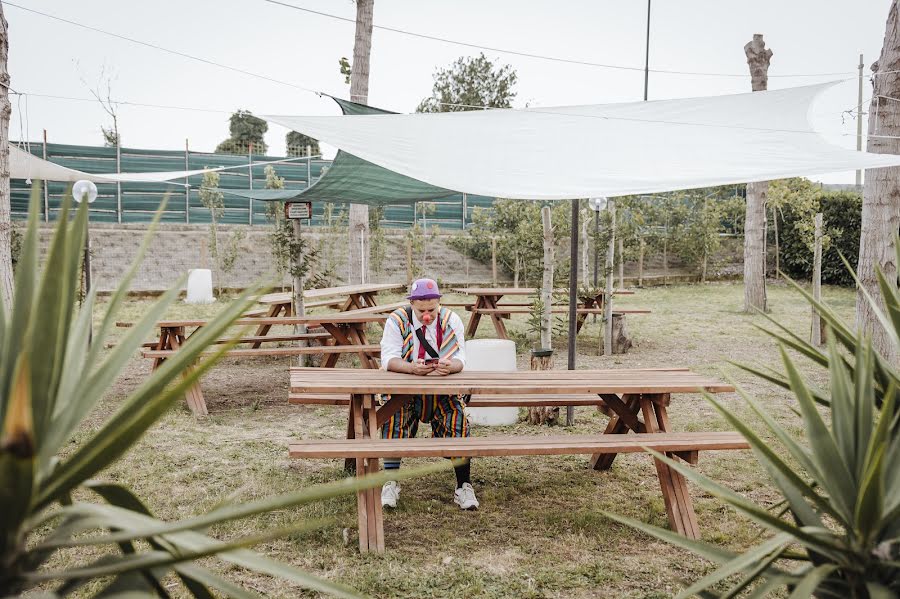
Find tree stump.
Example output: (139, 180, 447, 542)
(599, 314, 632, 355)
(528, 350, 559, 425)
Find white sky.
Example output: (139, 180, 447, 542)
(6, 0, 893, 183)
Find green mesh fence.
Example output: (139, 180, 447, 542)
(9, 141, 497, 229)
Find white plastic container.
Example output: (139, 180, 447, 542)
(185, 269, 215, 304)
(464, 339, 518, 426)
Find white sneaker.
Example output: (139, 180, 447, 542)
(381, 481, 400, 508)
(453, 483, 479, 510)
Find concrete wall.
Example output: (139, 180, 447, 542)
(46, 223, 495, 293)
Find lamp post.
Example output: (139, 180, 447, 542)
(73, 179, 98, 344)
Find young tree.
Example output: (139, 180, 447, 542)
(858, 0, 900, 361)
(743, 34, 773, 313)
(0, 0, 11, 310)
(417, 53, 517, 113)
(347, 0, 375, 284)
(199, 172, 225, 294)
(215, 110, 268, 155)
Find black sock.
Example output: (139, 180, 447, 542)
(453, 459, 471, 489)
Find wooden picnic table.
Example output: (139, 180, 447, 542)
(451, 286, 637, 339)
(251, 283, 404, 348)
(147, 311, 395, 415)
(288, 367, 744, 553)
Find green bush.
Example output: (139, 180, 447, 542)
(777, 190, 862, 286)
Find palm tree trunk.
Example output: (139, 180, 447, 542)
(0, 2, 12, 310)
(743, 34, 773, 313)
(347, 0, 375, 284)
(858, 0, 900, 362)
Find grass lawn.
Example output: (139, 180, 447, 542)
(54, 280, 851, 598)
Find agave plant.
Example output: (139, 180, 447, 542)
(603, 259, 900, 597)
(0, 187, 435, 597)
(741, 245, 900, 412)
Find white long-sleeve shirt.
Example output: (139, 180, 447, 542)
(380, 308, 466, 370)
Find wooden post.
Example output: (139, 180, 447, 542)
(638, 236, 645, 287)
(618, 237, 624, 289)
(603, 200, 616, 356)
(663, 212, 669, 286)
(292, 218, 308, 367)
(811, 213, 824, 347)
(0, 2, 12, 311)
(491, 237, 498, 286)
(248, 142, 254, 226)
(42, 129, 49, 221)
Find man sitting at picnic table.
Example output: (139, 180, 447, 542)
(379, 277, 478, 511)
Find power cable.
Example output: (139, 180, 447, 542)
(260, 0, 856, 79)
(5, 2, 327, 95)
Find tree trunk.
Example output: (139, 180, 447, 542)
(638, 237, 644, 287)
(603, 200, 616, 356)
(347, 0, 374, 285)
(581, 214, 589, 286)
(618, 237, 624, 289)
(513, 252, 520, 287)
(292, 219, 308, 367)
(540, 206, 553, 350)
(743, 34, 773, 313)
(405, 237, 413, 284)
(858, 0, 900, 362)
(0, 3, 11, 310)
(772, 205, 780, 275)
(811, 213, 825, 347)
(491, 237, 498, 285)
(663, 214, 669, 286)
(528, 352, 558, 425)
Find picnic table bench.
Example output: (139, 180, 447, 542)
(287, 368, 745, 553)
(451, 287, 644, 340)
(143, 311, 392, 416)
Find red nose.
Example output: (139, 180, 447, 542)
(422, 313, 433, 325)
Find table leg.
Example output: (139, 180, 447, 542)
(321, 323, 350, 368)
(151, 327, 171, 371)
(485, 295, 508, 340)
(465, 296, 484, 338)
(168, 328, 208, 417)
(351, 394, 371, 553)
(251, 304, 283, 348)
(590, 394, 641, 470)
(575, 297, 598, 334)
(363, 394, 384, 552)
(641, 394, 700, 539)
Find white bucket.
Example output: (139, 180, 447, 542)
(464, 339, 518, 426)
(185, 269, 215, 304)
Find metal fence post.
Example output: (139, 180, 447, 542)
(248, 142, 254, 225)
(115, 142, 122, 223)
(42, 129, 49, 221)
(184, 138, 190, 224)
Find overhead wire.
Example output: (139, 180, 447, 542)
(260, 0, 857, 79)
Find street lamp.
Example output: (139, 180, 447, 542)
(73, 180, 98, 343)
(589, 197, 608, 287)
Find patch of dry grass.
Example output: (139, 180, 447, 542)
(51, 280, 851, 598)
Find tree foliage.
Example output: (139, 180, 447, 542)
(286, 131, 320, 157)
(417, 53, 517, 113)
(215, 109, 268, 154)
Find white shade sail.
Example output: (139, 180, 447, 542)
(264, 82, 900, 200)
(9, 145, 227, 184)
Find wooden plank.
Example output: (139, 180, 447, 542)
(351, 396, 370, 553)
(158, 314, 388, 328)
(641, 396, 685, 536)
(451, 287, 634, 296)
(655, 402, 701, 538)
(475, 308, 651, 315)
(258, 283, 404, 305)
(143, 344, 381, 359)
(287, 432, 750, 458)
(289, 393, 610, 407)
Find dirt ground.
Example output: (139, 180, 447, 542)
(50, 280, 848, 598)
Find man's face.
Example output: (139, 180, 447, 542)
(411, 298, 440, 324)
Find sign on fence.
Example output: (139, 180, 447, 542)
(285, 202, 312, 219)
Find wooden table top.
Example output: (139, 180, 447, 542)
(158, 314, 389, 328)
(289, 367, 734, 395)
(259, 283, 404, 305)
(451, 287, 634, 296)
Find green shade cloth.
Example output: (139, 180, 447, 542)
(285, 97, 462, 205)
(208, 188, 310, 202)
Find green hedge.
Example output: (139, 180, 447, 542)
(776, 191, 862, 287)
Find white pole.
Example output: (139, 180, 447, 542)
(856, 53, 864, 187)
(811, 213, 824, 346)
(603, 199, 616, 356)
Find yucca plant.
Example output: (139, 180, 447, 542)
(603, 257, 900, 597)
(0, 187, 435, 597)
